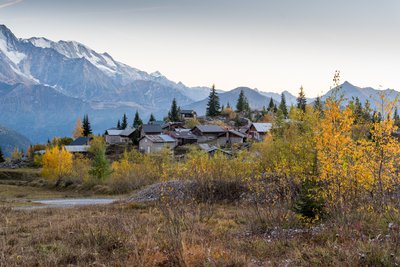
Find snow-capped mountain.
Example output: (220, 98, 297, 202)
(0, 25, 206, 142)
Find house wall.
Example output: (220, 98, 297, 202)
(229, 136, 244, 144)
(105, 135, 132, 144)
(139, 139, 177, 154)
(105, 135, 121, 145)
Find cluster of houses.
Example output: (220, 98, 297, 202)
(103, 110, 272, 154)
(62, 110, 273, 155)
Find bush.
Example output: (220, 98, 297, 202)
(293, 179, 325, 223)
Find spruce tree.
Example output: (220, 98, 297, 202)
(236, 89, 250, 113)
(117, 120, 121, 129)
(278, 93, 288, 118)
(168, 98, 181, 122)
(394, 108, 400, 127)
(206, 84, 221, 117)
(133, 110, 143, 128)
(313, 96, 323, 114)
(226, 102, 231, 109)
(82, 114, 92, 137)
(273, 103, 278, 113)
(121, 113, 128, 129)
(297, 86, 307, 112)
(267, 98, 275, 112)
(149, 113, 156, 123)
(0, 147, 4, 163)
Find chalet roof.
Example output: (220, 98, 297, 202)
(228, 130, 246, 138)
(193, 125, 226, 134)
(251, 123, 273, 133)
(161, 122, 185, 129)
(149, 120, 165, 126)
(70, 137, 91, 146)
(198, 144, 232, 156)
(105, 127, 136, 137)
(65, 145, 90, 153)
(142, 134, 176, 143)
(171, 129, 198, 140)
(142, 124, 162, 134)
(198, 144, 218, 153)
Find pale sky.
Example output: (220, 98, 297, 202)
(1, 0, 399, 97)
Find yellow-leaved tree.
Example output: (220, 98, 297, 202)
(41, 146, 73, 184)
(316, 96, 355, 212)
(72, 118, 84, 139)
(358, 94, 400, 207)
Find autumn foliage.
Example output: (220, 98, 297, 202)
(41, 146, 73, 182)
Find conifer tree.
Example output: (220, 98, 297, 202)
(82, 114, 92, 137)
(149, 113, 156, 123)
(236, 89, 250, 113)
(267, 98, 275, 112)
(297, 86, 307, 112)
(133, 110, 143, 128)
(394, 108, 400, 127)
(313, 96, 323, 114)
(278, 93, 288, 118)
(226, 102, 231, 109)
(117, 120, 121, 129)
(168, 98, 181, 122)
(206, 84, 221, 117)
(0, 147, 4, 163)
(121, 113, 128, 129)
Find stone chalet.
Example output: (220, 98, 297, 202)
(105, 128, 137, 145)
(139, 134, 178, 154)
(246, 123, 272, 141)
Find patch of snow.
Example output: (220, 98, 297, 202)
(0, 39, 25, 65)
(151, 71, 163, 78)
(29, 37, 51, 48)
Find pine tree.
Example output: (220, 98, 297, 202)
(121, 113, 128, 129)
(363, 100, 372, 123)
(394, 108, 400, 127)
(236, 89, 250, 113)
(82, 114, 92, 137)
(206, 84, 221, 117)
(149, 113, 156, 123)
(226, 102, 231, 109)
(89, 139, 110, 181)
(297, 86, 307, 112)
(0, 147, 4, 163)
(313, 96, 323, 114)
(267, 98, 275, 112)
(133, 110, 143, 128)
(278, 93, 288, 119)
(117, 120, 121, 129)
(168, 98, 181, 122)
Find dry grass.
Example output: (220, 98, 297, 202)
(0, 202, 399, 266)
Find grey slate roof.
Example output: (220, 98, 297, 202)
(143, 134, 177, 143)
(142, 124, 162, 134)
(171, 129, 198, 140)
(70, 137, 91, 146)
(193, 125, 226, 134)
(229, 130, 246, 138)
(251, 123, 273, 133)
(105, 127, 136, 137)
